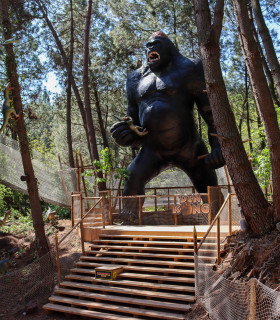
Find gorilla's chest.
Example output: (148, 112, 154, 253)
(137, 71, 184, 98)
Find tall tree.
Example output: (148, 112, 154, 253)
(1, 0, 49, 256)
(83, 0, 106, 191)
(251, 0, 280, 100)
(193, 0, 274, 234)
(233, 0, 280, 222)
(66, 0, 75, 169)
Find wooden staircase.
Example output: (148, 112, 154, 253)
(44, 226, 218, 319)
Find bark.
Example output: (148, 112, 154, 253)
(66, 0, 75, 169)
(91, 76, 109, 148)
(251, 0, 280, 100)
(36, 0, 92, 161)
(249, 5, 280, 108)
(193, 0, 274, 234)
(244, 68, 253, 152)
(233, 0, 280, 222)
(83, 0, 106, 191)
(1, 0, 49, 256)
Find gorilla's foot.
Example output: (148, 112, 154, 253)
(117, 208, 139, 225)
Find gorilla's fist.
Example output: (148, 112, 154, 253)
(110, 121, 141, 147)
(204, 148, 225, 169)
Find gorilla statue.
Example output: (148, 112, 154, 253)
(111, 31, 225, 223)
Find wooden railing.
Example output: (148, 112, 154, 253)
(193, 193, 237, 264)
(55, 196, 104, 287)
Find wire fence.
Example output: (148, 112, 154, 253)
(195, 193, 280, 320)
(0, 227, 82, 318)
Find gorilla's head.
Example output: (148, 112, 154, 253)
(145, 31, 179, 71)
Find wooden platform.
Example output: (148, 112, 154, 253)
(44, 225, 221, 319)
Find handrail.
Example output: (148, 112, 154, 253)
(197, 193, 230, 251)
(59, 197, 102, 245)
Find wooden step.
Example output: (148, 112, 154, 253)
(60, 281, 195, 302)
(74, 262, 195, 276)
(91, 239, 217, 247)
(86, 250, 195, 260)
(69, 268, 194, 283)
(54, 287, 191, 312)
(49, 296, 185, 320)
(65, 274, 195, 292)
(88, 249, 215, 261)
(99, 234, 211, 240)
(119, 272, 195, 283)
(80, 255, 196, 267)
(43, 303, 136, 320)
(90, 244, 216, 254)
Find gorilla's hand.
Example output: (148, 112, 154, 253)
(111, 121, 141, 147)
(204, 148, 225, 169)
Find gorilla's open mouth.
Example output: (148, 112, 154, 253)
(148, 51, 160, 62)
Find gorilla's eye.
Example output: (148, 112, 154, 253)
(148, 51, 160, 62)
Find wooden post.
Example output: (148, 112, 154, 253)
(193, 226, 198, 255)
(216, 216, 221, 264)
(224, 165, 231, 193)
(108, 190, 113, 225)
(80, 193, 85, 255)
(75, 153, 81, 193)
(55, 233, 61, 287)
(71, 192, 74, 227)
(101, 196, 105, 229)
(228, 193, 232, 236)
(174, 195, 178, 225)
(79, 152, 88, 199)
(193, 226, 199, 298)
(138, 197, 142, 225)
(80, 192, 83, 219)
(249, 278, 257, 320)
(167, 188, 170, 210)
(58, 154, 70, 206)
(208, 186, 212, 225)
(154, 188, 157, 212)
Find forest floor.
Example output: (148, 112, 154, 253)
(1, 220, 280, 319)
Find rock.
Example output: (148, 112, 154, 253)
(276, 222, 280, 232)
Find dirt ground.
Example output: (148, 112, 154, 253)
(2, 220, 280, 320)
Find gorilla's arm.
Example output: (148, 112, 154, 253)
(193, 61, 225, 169)
(111, 72, 143, 147)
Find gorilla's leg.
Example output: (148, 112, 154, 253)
(120, 147, 167, 224)
(180, 161, 218, 193)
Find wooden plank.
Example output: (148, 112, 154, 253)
(90, 244, 216, 253)
(60, 281, 195, 302)
(119, 272, 195, 283)
(43, 303, 136, 320)
(99, 234, 209, 239)
(86, 250, 194, 260)
(54, 287, 191, 312)
(80, 255, 196, 267)
(49, 296, 185, 320)
(65, 274, 195, 292)
(70, 268, 195, 283)
(91, 239, 217, 247)
(74, 262, 195, 275)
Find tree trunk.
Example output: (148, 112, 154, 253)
(193, 0, 274, 234)
(91, 77, 109, 148)
(233, 0, 280, 222)
(251, 0, 280, 99)
(1, 0, 49, 256)
(66, 0, 75, 169)
(249, 5, 280, 108)
(83, 0, 106, 191)
(37, 0, 92, 161)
